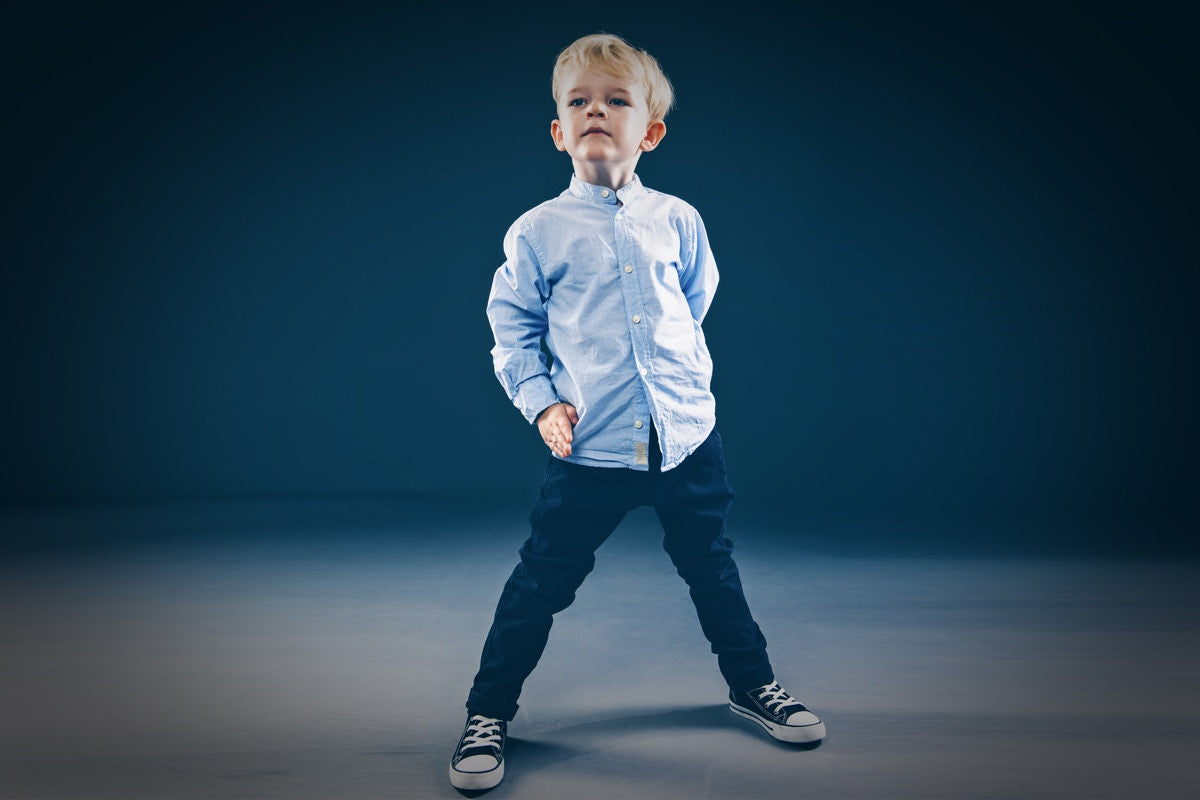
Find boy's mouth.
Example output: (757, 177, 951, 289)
(582, 128, 610, 137)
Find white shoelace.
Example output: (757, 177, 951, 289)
(460, 715, 503, 753)
(754, 681, 798, 712)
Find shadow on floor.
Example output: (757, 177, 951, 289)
(510, 703, 824, 758)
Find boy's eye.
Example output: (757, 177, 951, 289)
(609, 98, 629, 106)
(568, 98, 586, 107)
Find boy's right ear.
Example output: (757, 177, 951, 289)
(550, 120, 567, 152)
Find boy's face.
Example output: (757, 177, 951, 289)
(551, 67, 665, 189)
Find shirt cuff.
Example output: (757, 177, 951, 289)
(514, 377, 559, 424)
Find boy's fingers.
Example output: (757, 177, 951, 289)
(539, 405, 576, 456)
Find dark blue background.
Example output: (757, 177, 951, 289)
(4, 2, 1196, 552)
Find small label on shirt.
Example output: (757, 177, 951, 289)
(635, 442, 648, 465)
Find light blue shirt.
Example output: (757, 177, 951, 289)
(487, 174, 719, 472)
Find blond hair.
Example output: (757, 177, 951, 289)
(551, 33, 675, 121)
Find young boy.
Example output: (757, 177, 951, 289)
(450, 33, 825, 791)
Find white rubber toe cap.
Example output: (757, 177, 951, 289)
(454, 754, 498, 773)
(449, 755, 504, 791)
(785, 709, 822, 727)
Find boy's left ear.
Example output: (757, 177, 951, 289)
(640, 120, 667, 152)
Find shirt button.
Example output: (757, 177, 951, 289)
(601, 189, 610, 197)
(632, 314, 641, 324)
(624, 264, 633, 273)
(634, 420, 644, 429)
(640, 367, 648, 376)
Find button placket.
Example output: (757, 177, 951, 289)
(614, 205, 656, 466)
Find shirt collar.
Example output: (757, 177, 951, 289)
(568, 174, 645, 205)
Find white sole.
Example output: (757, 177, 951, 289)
(730, 702, 827, 743)
(449, 760, 504, 791)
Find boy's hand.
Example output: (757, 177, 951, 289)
(537, 402, 578, 458)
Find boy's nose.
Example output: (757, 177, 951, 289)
(587, 103, 606, 118)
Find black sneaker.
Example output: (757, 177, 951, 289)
(729, 681, 826, 744)
(449, 714, 506, 791)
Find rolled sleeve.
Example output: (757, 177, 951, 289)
(486, 220, 558, 423)
(678, 208, 720, 323)
(512, 376, 559, 424)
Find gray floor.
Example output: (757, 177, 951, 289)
(2, 498, 1198, 799)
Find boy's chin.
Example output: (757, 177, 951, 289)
(570, 150, 615, 164)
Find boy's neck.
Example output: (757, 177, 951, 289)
(572, 160, 638, 193)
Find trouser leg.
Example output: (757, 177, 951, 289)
(653, 430, 774, 693)
(467, 458, 631, 720)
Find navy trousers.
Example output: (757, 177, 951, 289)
(466, 428, 774, 721)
